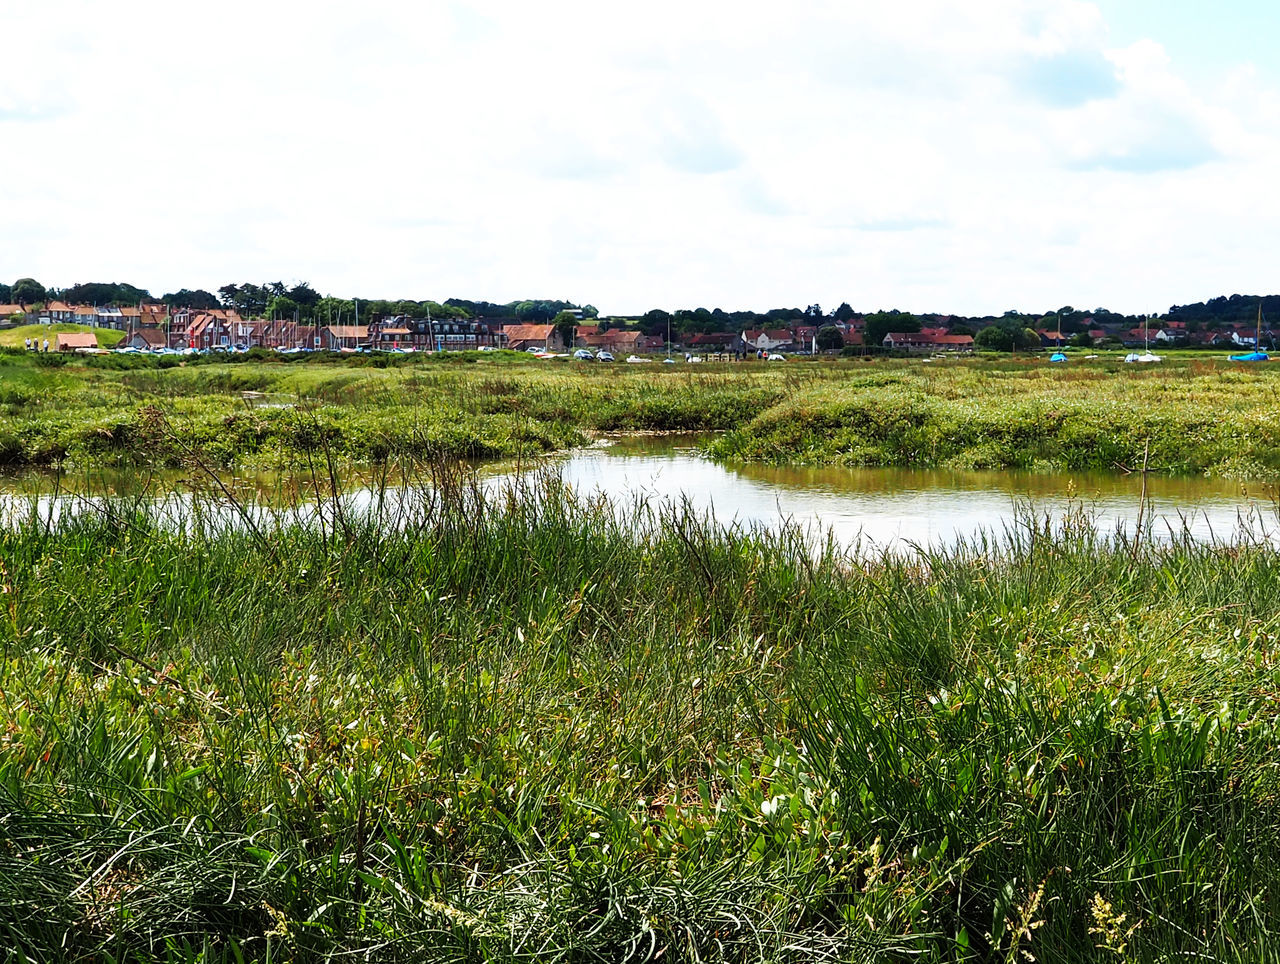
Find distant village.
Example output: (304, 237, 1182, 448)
(4, 298, 1273, 356)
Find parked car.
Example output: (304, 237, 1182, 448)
(596, 350, 615, 362)
(573, 349, 595, 360)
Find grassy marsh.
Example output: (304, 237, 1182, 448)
(5, 350, 1280, 478)
(3, 470, 1280, 960)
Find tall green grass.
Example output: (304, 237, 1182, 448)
(3, 468, 1280, 960)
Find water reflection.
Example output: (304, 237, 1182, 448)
(3, 437, 1278, 551)
(527, 436, 1280, 550)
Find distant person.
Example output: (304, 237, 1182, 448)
(43, 338, 49, 352)
(24, 338, 30, 350)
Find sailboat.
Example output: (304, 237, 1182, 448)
(1124, 315, 1163, 363)
(1230, 303, 1269, 362)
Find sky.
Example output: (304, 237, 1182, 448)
(2, 0, 1278, 317)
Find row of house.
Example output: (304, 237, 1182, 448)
(0, 301, 155, 329)
(112, 312, 504, 352)
(6, 299, 1274, 353)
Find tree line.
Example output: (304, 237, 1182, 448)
(4, 276, 1278, 336)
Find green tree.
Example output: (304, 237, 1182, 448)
(864, 311, 919, 349)
(163, 289, 220, 310)
(12, 278, 46, 304)
(268, 296, 300, 320)
(315, 296, 355, 324)
(552, 311, 578, 348)
(288, 283, 321, 308)
(975, 326, 1014, 351)
(63, 282, 153, 305)
(641, 309, 671, 336)
(0, 282, 9, 302)
(816, 325, 843, 351)
(832, 302, 855, 322)
(1018, 327, 1042, 350)
(514, 301, 555, 323)
(1069, 332, 1092, 348)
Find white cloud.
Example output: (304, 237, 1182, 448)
(1, 0, 1277, 314)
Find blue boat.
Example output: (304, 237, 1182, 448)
(1049, 352, 1067, 362)
(1230, 304, 1269, 361)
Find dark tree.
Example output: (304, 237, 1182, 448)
(288, 283, 321, 308)
(641, 309, 672, 336)
(64, 282, 153, 305)
(551, 311, 578, 348)
(832, 302, 856, 322)
(11, 278, 47, 304)
(863, 310, 920, 349)
(765, 307, 804, 323)
(163, 289, 220, 309)
(816, 325, 844, 351)
(0, 282, 10, 302)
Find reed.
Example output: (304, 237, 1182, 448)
(3, 465, 1280, 960)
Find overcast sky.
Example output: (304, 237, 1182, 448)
(3, 0, 1277, 316)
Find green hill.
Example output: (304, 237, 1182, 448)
(0, 323, 125, 349)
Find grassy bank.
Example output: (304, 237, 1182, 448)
(3, 471, 1280, 960)
(7, 350, 1280, 477)
(0, 350, 785, 469)
(707, 356, 1280, 477)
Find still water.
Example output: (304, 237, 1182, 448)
(516, 435, 1280, 550)
(3, 436, 1278, 551)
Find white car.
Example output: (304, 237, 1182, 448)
(596, 350, 615, 362)
(767, 352, 786, 361)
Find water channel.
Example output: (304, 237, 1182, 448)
(518, 435, 1280, 551)
(4, 435, 1278, 551)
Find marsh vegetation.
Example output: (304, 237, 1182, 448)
(5, 352, 1280, 960)
(4, 350, 1280, 479)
